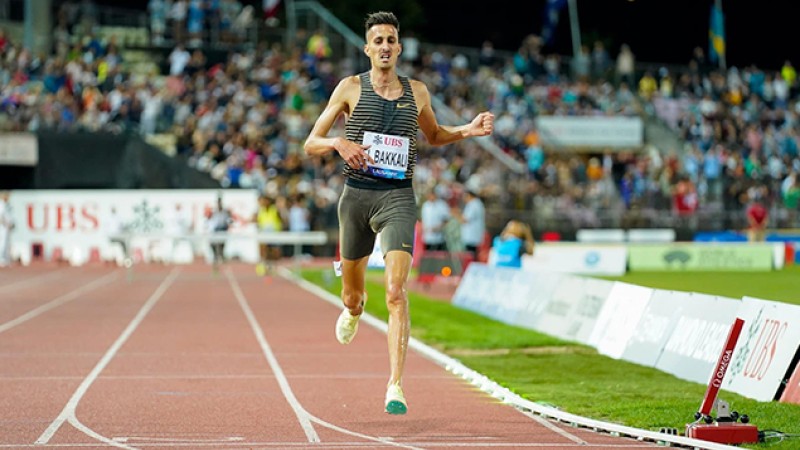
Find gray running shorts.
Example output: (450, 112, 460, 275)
(338, 185, 417, 260)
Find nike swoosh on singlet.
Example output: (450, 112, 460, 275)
(396, 103, 412, 109)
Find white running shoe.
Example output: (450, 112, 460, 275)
(335, 308, 361, 344)
(385, 383, 407, 415)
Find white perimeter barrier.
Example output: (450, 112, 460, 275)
(453, 262, 800, 403)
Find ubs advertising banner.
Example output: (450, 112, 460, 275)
(628, 243, 773, 271)
(723, 297, 800, 401)
(654, 294, 741, 384)
(532, 276, 614, 345)
(621, 290, 694, 367)
(8, 190, 259, 262)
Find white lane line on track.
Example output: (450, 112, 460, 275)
(519, 410, 588, 445)
(0, 374, 270, 381)
(0, 272, 119, 335)
(34, 267, 181, 448)
(0, 270, 65, 295)
(224, 269, 424, 450)
(111, 437, 245, 443)
(224, 268, 320, 443)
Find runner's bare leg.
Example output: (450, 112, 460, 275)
(383, 250, 412, 386)
(340, 256, 369, 315)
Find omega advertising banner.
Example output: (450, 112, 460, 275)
(654, 294, 741, 384)
(723, 297, 800, 401)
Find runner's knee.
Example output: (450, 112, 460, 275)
(385, 280, 407, 310)
(341, 288, 365, 314)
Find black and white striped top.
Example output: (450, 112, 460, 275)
(344, 72, 418, 190)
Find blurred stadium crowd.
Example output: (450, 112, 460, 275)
(0, 0, 798, 237)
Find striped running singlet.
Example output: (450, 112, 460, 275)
(344, 72, 418, 189)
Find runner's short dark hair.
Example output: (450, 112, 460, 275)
(365, 11, 399, 34)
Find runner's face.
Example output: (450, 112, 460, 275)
(365, 24, 401, 69)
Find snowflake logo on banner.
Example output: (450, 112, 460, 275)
(726, 307, 762, 383)
(373, 135, 383, 146)
(127, 199, 163, 233)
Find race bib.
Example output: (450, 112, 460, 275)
(362, 131, 409, 179)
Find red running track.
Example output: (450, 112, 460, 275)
(0, 263, 660, 449)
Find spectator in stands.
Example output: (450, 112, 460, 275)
(169, 0, 188, 44)
(400, 31, 420, 66)
(254, 195, 283, 276)
(232, 4, 255, 39)
(783, 172, 800, 225)
(307, 29, 332, 60)
(148, 0, 168, 45)
(168, 43, 191, 76)
(166, 203, 195, 262)
(455, 188, 485, 261)
(689, 46, 710, 77)
(262, 0, 280, 25)
(491, 219, 534, 268)
(638, 70, 658, 101)
(105, 206, 128, 265)
(219, 0, 243, 43)
(781, 60, 797, 97)
(673, 175, 698, 217)
(478, 40, 496, 68)
(287, 194, 311, 256)
(187, 0, 205, 48)
(77, 0, 98, 35)
(591, 41, 610, 82)
(745, 185, 769, 242)
(421, 189, 451, 251)
(0, 191, 13, 267)
(206, 194, 233, 268)
(0, 28, 8, 53)
(288, 194, 311, 233)
(56, 1, 80, 34)
(615, 43, 635, 88)
(302, 11, 494, 415)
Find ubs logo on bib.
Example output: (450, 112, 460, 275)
(384, 136, 404, 147)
